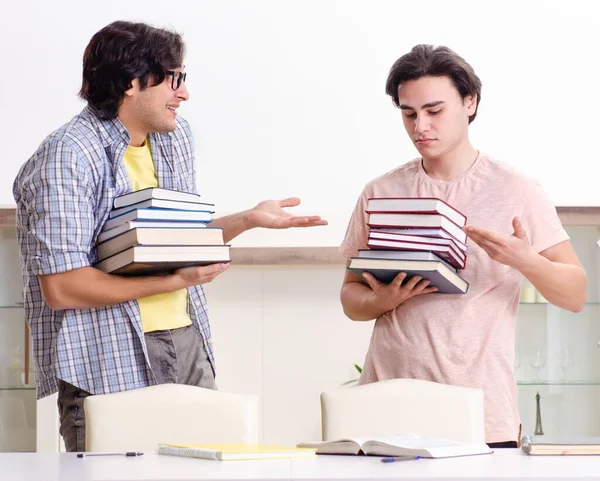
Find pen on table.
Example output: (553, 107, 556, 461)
(380, 455, 421, 463)
(76, 452, 144, 458)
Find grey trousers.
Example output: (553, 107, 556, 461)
(57, 324, 216, 452)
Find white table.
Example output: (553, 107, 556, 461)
(3, 449, 600, 481)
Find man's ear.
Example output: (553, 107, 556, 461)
(124, 78, 139, 98)
(465, 94, 477, 115)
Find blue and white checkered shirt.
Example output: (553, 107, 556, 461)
(13, 106, 214, 398)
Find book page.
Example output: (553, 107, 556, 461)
(377, 436, 468, 448)
(359, 434, 421, 447)
(363, 435, 491, 458)
(297, 438, 365, 454)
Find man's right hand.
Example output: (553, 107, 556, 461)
(172, 262, 230, 287)
(38, 262, 232, 311)
(362, 271, 438, 313)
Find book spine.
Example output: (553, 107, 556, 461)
(157, 445, 218, 460)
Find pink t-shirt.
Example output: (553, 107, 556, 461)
(340, 152, 569, 443)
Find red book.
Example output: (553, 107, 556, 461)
(368, 230, 467, 255)
(367, 237, 466, 270)
(368, 213, 467, 244)
(369, 227, 467, 247)
(366, 197, 467, 227)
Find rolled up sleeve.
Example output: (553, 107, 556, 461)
(19, 140, 96, 275)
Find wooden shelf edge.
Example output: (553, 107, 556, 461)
(230, 247, 344, 265)
(556, 207, 600, 226)
(0, 208, 15, 228)
(3, 207, 600, 228)
(1, 207, 599, 264)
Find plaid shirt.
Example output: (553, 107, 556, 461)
(13, 107, 214, 398)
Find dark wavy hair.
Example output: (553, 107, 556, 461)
(79, 21, 185, 120)
(385, 45, 482, 124)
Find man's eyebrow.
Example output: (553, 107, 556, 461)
(399, 100, 446, 110)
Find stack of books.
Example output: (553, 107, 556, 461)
(348, 197, 469, 294)
(93, 187, 230, 276)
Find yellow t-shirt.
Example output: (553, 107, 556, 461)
(123, 140, 192, 333)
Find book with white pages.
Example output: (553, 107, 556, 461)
(94, 245, 230, 276)
(366, 197, 467, 227)
(109, 198, 215, 219)
(368, 213, 467, 244)
(156, 443, 316, 461)
(521, 435, 600, 455)
(371, 227, 468, 250)
(357, 249, 456, 272)
(98, 221, 207, 243)
(369, 230, 467, 254)
(113, 187, 205, 208)
(348, 256, 469, 294)
(297, 434, 492, 458)
(103, 209, 212, 231)
(96, 227, 224, 261)
(367, 238, 465, 269)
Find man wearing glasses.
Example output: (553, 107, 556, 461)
(12, 21, 327, 452)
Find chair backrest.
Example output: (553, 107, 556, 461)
(321, 378, 485, 442)
(84, 384, 259, 452)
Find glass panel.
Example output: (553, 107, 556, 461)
(516, 225, 600, 438)
(0, 229, 35, 452)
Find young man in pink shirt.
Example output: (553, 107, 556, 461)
(339, 44, 587, 447)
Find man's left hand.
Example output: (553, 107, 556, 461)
(247, 197, 328, 229)
(464, 216, 537, 269)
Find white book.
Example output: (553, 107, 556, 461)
(109, 198, 215, 219)
(367, 197, 467, 227)
(97, 221, 207, 243)
(102, 209, 212, 231)
(113, 187, 204, 208)
(96, 227, 224, 261)
(297, 434, 491, 458)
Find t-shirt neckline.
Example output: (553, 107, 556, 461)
(417, 150, 483, 185)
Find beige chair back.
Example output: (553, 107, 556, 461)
(321, 378, 485, 442)
(84, 384, 259, 452)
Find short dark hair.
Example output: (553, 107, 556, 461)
(385, 44, 482, 124)
(79, 21, 185, 120)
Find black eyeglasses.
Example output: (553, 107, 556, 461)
(165, 70, 187, 90)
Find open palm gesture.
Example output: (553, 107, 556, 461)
(247, 197, 328, 229)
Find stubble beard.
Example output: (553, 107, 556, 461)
(136, 100, 176, 135)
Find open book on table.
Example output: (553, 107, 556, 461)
(297, 434, 492, 459)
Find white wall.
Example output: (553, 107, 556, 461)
(204, 265, 374, 444)
(1, 0, 599, 246)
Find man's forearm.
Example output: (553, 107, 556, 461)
(341, 281, 387, 321)
(210, 210, 253, 243)
(39, 267, 187, 311)
(521, 255, 587, 312)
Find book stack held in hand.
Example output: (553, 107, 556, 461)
(348, 197, 470, 294)
(94, 187, 230, 276)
